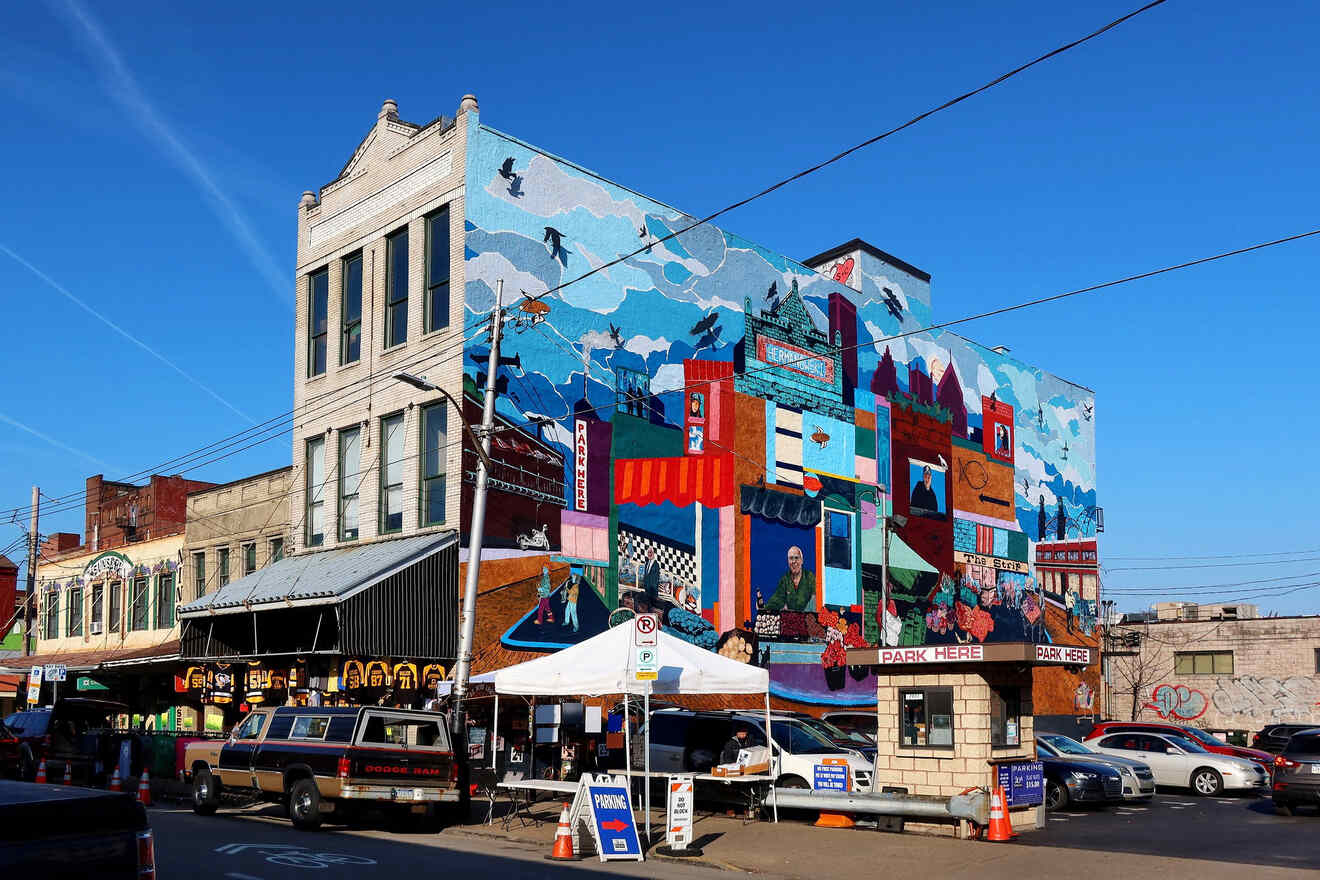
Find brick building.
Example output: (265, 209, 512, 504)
(182, 466, 293, 603)
(1106, 605, 1320, 734)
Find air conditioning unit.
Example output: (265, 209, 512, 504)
(90, 621, 104, 635)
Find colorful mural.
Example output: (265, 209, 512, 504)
(462, 114, 1099, 708)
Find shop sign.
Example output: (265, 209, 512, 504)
(83, 551, 134, 584)
(1035, 645, 1091, 665)
(574, 419, 589, 511)
(953, 550, 1029, 574)
(77, 676, 109, 692)
(996, 761, 1044, 807)
(665, 775, 695, 849)
(874, 644, 984, 665)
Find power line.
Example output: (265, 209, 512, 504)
(1105, 555, 1320, 572)
(1106, 547, 1320, 561)
(525, 0, 1170, 307)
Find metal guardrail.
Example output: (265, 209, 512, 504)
(768, 787, 990, 826)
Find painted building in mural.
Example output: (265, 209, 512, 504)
(293, 96, 1101, 716)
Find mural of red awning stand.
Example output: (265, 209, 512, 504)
(614, 454, 734, 507)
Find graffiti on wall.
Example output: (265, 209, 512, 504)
(1144, 684, 1209, 721)
(462, 116, 1099, 707)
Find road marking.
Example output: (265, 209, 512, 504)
(1166, 801, 1196, 806)
(225, 874, 265, 880)
(1049, 817, 1069, 822)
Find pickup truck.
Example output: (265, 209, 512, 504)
(0, 779, 156, 879)
(183, 704, 459, 830)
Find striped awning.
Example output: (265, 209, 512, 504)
(614, 454, 734, 508)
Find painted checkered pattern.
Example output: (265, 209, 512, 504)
(618, 527, 696, 596)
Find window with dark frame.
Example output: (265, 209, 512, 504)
(192, 552, 206, 599)
(825, 511, 851, 568)
(269, 536, 285, 563)
(242, 543, 257, 576)
(899, 687, 955, 748)
(385, 227, 409, 348)
(66, 585, 83, 637)
(217, 547, 230, 587)
(44, 589, 58, 640)
(424, 207, 450, 333)
(380, 413, 404, 533)
(990, 685, 1022, 747)
(339, 426, 361, 541)
(341, 252, 363, 364)
(130, 576, 149, 631)
(306, 436, 326, 547)
(419, 402, 446, 526)
(91, 582, 103, 632)
(307, 268, 328, 376)
(1173, 650, 1233, 675)
(155, 573, 174, 629)
(109, 580, 121, 632)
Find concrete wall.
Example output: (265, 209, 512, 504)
(1107, 617, 1320, 731)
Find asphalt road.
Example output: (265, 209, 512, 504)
(1020, 791, 1320, 871)
(148, 805, 749, 880)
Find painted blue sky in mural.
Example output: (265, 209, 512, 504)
(3, 0, 1320, 614)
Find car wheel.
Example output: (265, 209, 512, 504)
(1191, 768, 1223, 796)
(192, 768, 220, 815)
(1045, 780, 1069, 811)
(775, 775, 810, 789)
(287, 778, 323, 831)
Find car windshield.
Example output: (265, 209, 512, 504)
(805, 718, 870, 745)
(1041, 734, 1094, 755)
(1286, 734, 1320, 754)
(770, 719, 841, 755)
(1184, 728, 1229, 748)
(1164, 735, 1208, 753)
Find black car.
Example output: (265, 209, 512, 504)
(1041, 751, 1124, 810)
(0, 779, 155, 878)
(1271, 728, 1320, 815)
(1253, 723, 1320, 754)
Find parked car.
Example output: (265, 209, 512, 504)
(184, 704, 459, 830)
(0, 778, 156, 879)
(1084, 721, 1274, 774)
(1037, 733, 1156, 801)
(644, 708, 873, 791)
(1089, 731, 1269, 796)
(820, 711, 878, 745)
(780, 712, 876, 762)
(1037, 746, 1125, 810)
(1254, 723, 1320, 755)
(1270, 728, 1320, 815)
(0, 699, 134, 785)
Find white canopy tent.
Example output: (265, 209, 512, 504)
(492, 623, 774, 835)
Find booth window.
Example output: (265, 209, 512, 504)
(990, 685, 1021, 748)
(899, 687, 954, 748)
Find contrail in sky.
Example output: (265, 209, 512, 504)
(0, 410, 118, 471)
(50, 0, 291, 307)
(0, 244, 254, 422)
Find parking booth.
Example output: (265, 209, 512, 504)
(846, 641, 1094, 836)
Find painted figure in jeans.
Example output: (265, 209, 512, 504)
(535, 565, 553, 625)
(562, 572, 581, 632)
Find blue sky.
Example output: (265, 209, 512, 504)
(2, 0, 1318, 614)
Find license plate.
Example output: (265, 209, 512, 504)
(413, 788, 425, 800)
(1310, 764, 1320, 775)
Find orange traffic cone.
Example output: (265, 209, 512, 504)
(985, 786, 1016, 842)
(136, 770, 152, 807)
(547, 802, 577, 861)
(34, 758, 47, 784)
(62, 762, 72, 785)
(108, 766, 122, 792)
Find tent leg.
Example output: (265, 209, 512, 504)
(644, 690, 650, 846)
(766, 691, 777, 823)
(492, 694, 499, 770)
(623, 690, 632, 796)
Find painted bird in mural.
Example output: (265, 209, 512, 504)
(1082, 403, 1093, 421)
(609, 323, 625, 349)
(639, 225, 652, 252)
(689, 312, 718, 337)
(883, 287, 903, 321)
(810, 426, 831, 449)
(543, 226, 567, 264)
(766, 280, 780, 311)
(499, 157, 517, 180)
(1037, 404, 1045, 430)
(695, 325, 723, 351)
(507, 175, 524, 198)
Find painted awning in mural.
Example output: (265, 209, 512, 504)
(739, 484, 821, 528)
(861, 527, 938, 573)
(614, 454, 733, 508)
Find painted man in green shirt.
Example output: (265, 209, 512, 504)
(763, 545, 816, 612)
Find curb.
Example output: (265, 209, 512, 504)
(444, 824, 748, 872)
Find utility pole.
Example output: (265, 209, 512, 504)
(24, 486, 37, 657)
(453, 280, 504, 741)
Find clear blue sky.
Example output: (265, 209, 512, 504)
(2, 0, 1318, 614)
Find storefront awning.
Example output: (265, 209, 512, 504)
(847, 642, 1094, 667)
(178, 532, 458, 662)
(861, 528, 938, 572)
(740, 484, 820, 528)
(0, 640, 181, 676)
(614, 454, 733, 508)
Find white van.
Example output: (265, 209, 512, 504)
(644, 708, 873, 791)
